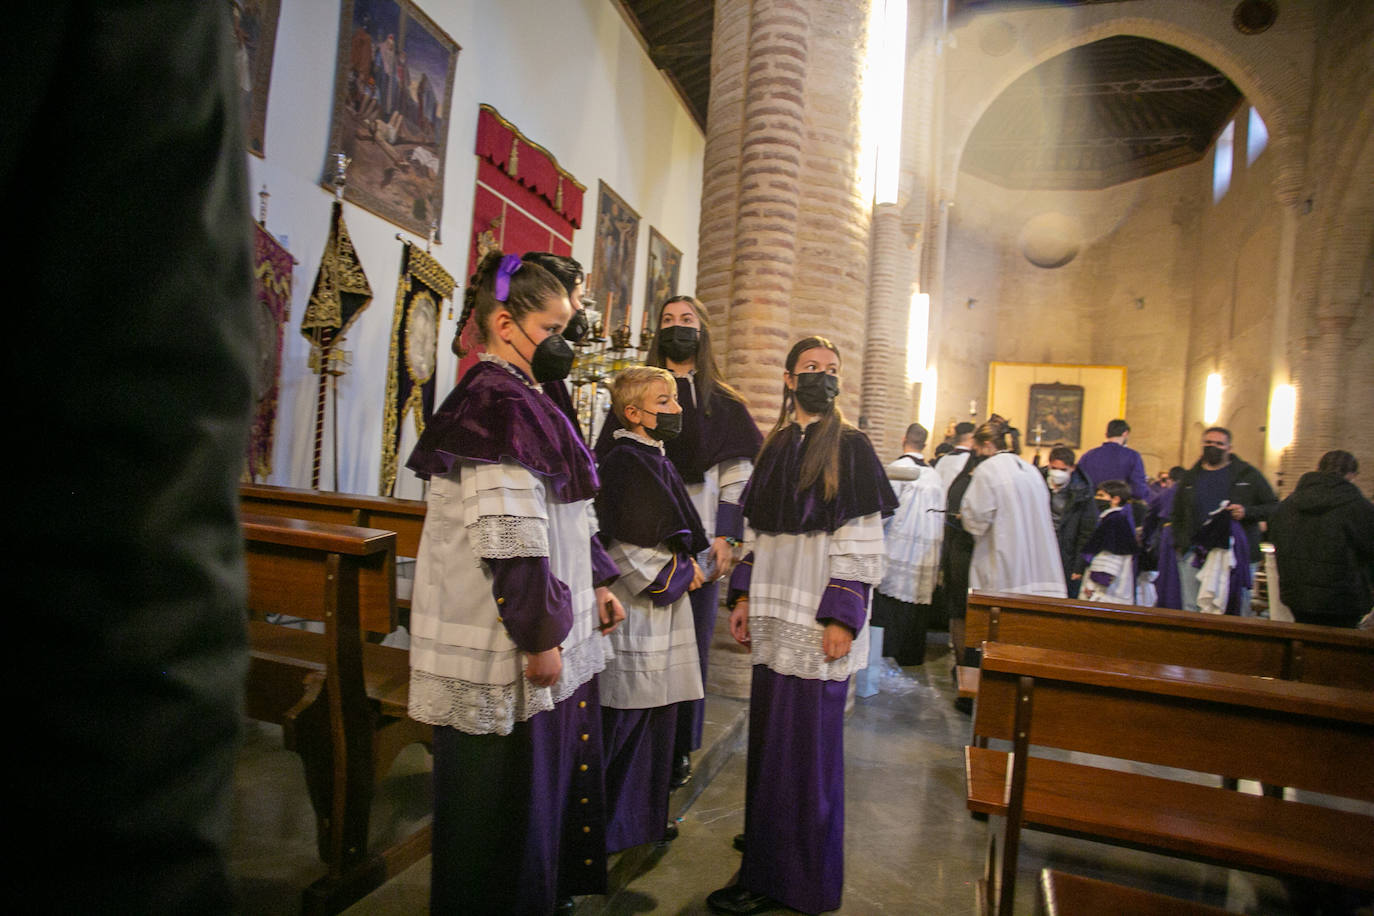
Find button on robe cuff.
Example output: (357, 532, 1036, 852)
(488, 556, 574, 652)
(816, 577, 869, 634)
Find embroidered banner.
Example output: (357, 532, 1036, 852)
(380, 241, 454, 495)
(303, 200, 372, 488)
(246, 221, 294, 480)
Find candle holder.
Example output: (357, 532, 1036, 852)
(568, 295, 653, 443)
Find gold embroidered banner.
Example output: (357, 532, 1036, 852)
(380, 241, 454, 495)
(246, 221, 294, 480)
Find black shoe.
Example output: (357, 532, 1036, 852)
(671, 753, 692, 789)
(555, 896, 576, 915)
(706, 885, 780, 915)
(732, 832, 746, 852)
(662, 820, 680, 842)
(953, 696, 973, 716)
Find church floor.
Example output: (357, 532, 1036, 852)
(230, 647, 1352, 915)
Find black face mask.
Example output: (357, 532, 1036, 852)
(657, 326, 699, 362)
(793, 371, 839, 414)
(1202, 445, 1227, 465)
(562, 308, 590, 344)
(515, 321, 575, 383)
(641, 410, 682, 442)
(1094, 498, 1112, 513)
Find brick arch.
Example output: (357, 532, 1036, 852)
(940, 13, 1310, 202)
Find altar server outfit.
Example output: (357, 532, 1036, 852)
(598, 370, 762, 754)
(726, 423, 897, 914)
(871, 455, 945, 664)
(595, 430, 709, 850)
(960, 452, 1068, 598)
(1079, 504, 1140, 604)
(406, 354, 616, 915)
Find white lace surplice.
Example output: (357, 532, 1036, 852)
(408, 459, 607, 735)
(748, 512, 886, 682)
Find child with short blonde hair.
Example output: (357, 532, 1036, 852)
(596, 366, 708, 851)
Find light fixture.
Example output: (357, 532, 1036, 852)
(1204, 373, 1223, 425)
(1268, 384, 1296, 451)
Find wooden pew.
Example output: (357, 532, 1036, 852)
(1037, 870, 1233, 916)
(958, 591, 1374, 701)
(967, 642, 1374, 916)
(242, 513, 432, 916)
(240, 483, 427, 557)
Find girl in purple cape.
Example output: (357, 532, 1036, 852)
(406, 250, 625, 916)
(596, 295, 763, 786)
(708, 337, 897, 916)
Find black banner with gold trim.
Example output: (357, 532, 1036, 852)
(380, 241, 454, 495)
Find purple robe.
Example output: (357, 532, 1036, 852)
(600, 703, 679, 853)
(1076, 440, 1149, 501)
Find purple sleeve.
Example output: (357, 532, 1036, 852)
(727, 551, 754, 607)
(1088, 570, 1115, 586)
(488, 556, 573, 653)
(1129, 454, 1149, 502)
(817, 577, 869, 634)
(646, 552, 695, 607)
(715, 500, 744, 541)
(590, 533, 619, 587)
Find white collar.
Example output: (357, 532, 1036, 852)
(478, 352, 537, 389)
(612, 428, 665, 452)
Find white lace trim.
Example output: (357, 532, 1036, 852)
(612, 428, 665, 451)
(467, 514, 549, 558)
(830, 552, 885, 583)
(478, 352, 538, 388)
(408, 630, 606, 735)
(749, 615, 866, 682)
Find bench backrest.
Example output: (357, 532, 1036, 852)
(975, 641, 1374, 801)
(966, 591, 1374, 690)
(242, 512, 398, 634)
(241, 484, 427, 558)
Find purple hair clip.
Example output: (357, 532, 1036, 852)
(494, 254, 522, 302)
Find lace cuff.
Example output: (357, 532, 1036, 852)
(829, 552, 885, 583)
(750, 616, 864, 682)
(468, 515, 549, 559)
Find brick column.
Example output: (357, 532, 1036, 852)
(860, 202, 909, 458)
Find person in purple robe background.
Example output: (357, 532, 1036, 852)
(707, 336, 897, 916)
(596, 366, 709, 852)
(405, 250, 625, 916)
(523, 252, 592, 430)
(597, 294, 763, 788)
(1079, 479, 1141, 604)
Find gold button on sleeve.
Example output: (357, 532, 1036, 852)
(579, 763, 588, 772)
(580, 733, 589, 741)
(578, 700, 587, 708)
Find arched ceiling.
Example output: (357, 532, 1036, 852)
(961, 34, 1243, 190)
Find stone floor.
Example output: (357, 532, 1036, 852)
(229, 646, 1364, 915)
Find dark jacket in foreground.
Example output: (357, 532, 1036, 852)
(1269, 472, 1374, 624)
(1167, 454, 1277, 565)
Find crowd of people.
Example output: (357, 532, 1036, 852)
(404, 250, 1374, 915)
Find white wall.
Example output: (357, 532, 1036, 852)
(248, 0, 704, 495)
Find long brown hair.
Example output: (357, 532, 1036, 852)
(760, 336, 851, 501)
(646, 295, 745, 415)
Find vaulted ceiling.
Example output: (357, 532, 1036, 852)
(961, 35, 1243, 189)
(613, 2, 1246, 190)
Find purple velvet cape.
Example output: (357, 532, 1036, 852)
(595, 375, 762, 484)
(1083, 508, 1139, 561)
(595, 437, 709, 557)
(408, 360, 598, 502)
(741, 425, 898, 535)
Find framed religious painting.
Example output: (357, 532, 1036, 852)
(231, 0, 283, 157)
(642, 226, 681, 335)
(321, 0, 460, 237)
(1027, 382, 1084, 449)
(589, 180, 640, 333)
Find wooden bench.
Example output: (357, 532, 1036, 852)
(242, 512, 432, 916)
(967, 642, 1374, 915)
(1037, 869, 1233, 916)
(958, 591, 1374, 701)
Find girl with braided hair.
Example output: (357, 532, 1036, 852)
(408, 250, 625, 914)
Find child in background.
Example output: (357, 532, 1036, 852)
(1080, 478, 1140, 604)
(596, 366, 708, 851)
